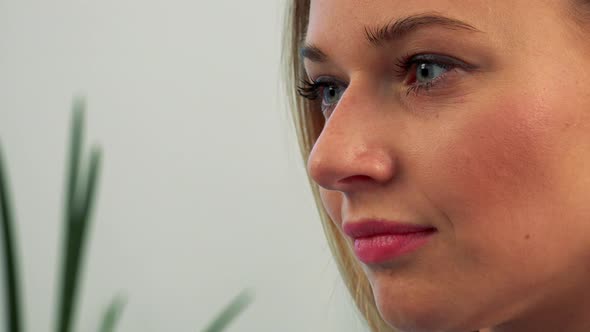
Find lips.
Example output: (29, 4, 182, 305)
(343, 219, 436, 238)
(343, 219, 437, 264)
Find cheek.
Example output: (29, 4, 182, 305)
(427, 90, 590, 268)
(445, 99, 552, 213)
(417, 90, 590, 321)
(431, 95, 562, 249)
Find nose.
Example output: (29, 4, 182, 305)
(306, 88, 397, 192)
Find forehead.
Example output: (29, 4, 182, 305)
(306, 0, 556, 45)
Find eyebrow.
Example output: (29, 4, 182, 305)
(300, 13, 482, 62)
(300, 44, 328, 62)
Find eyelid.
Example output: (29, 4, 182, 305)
(313, 75, 349, 87)
(411, 54, 474, 68)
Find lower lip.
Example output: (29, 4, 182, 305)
(353, 231, 436, 264)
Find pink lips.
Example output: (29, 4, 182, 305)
(343, 219, 437, 264)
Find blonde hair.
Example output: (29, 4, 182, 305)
(281, 1, 394, 331)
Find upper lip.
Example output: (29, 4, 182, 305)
(342, 219, 437, 239)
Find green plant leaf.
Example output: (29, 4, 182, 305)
(98, 295, 126, 332)
(202, 289, 254, 332)
(0, 144, 24, 332)
(56, 98, 103, 332)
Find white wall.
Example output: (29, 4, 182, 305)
(0, 1, 369, 331)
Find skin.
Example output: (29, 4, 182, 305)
(303, 1, 590, 331)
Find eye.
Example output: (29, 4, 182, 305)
(395, 53, 475, 96)
(322, 84, 345, 107)
(297, 77, 348, 116)
(415, 62, 448, 83)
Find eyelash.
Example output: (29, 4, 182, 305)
(297, 78, 341, 101)
(297, 53, 464, 102)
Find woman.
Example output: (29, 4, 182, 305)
(283, 1, 590, 331)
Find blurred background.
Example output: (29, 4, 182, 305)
(0, 1, 368, 331)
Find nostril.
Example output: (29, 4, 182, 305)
(338, 175, 373, 184)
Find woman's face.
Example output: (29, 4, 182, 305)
(303, 1, 590, 331)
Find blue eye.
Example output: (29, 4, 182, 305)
(297, 77, 348, 116)
(322, 84, 345, 107)
(415, 62, 449, 83)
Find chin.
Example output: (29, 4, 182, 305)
(369, 275, 472, 332)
